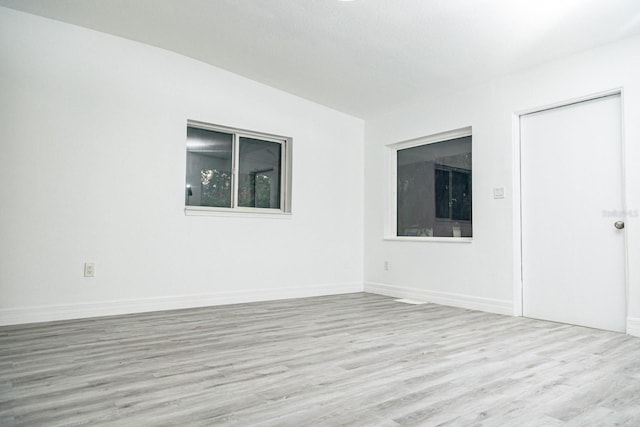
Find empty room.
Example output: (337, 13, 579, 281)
(1, 0, 640, 425)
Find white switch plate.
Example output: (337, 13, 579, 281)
(84, 262, 95, 277)
(384, 261, 391, 271)
(493, 187, 505, 199)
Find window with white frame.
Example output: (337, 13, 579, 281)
(185, 121, 292, 213)
(393, 128, 472, 238)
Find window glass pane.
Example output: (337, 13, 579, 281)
(186, 127, 232, 207)
(238, 137, 281, 209)
(397, 135, 472, 237)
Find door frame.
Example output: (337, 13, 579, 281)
(512, 89, 629, 327)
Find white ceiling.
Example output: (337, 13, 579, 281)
(2, 0, 640, 119)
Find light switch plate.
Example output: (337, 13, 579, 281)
(493, 187, 505, 199)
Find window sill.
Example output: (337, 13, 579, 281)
(184, 206, 292, 219)
(384, 236, 473, 243)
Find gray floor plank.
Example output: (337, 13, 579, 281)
(1, 292, 639, 426)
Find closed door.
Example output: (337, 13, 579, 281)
(520, 94, 626, 332)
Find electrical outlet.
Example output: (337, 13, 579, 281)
(384, 261, 391, 271)
(84, 262, 95, 277)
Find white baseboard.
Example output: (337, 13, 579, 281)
(0, 282, 364, 326)
(364, 281, 513, 316)
(627, 317, 640, 337)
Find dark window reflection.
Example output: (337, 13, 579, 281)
(397, 136, 472, 237)
(238, 137, 281, 209)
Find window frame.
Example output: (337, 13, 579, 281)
(386, 127, 473, 242)
(184, 120, 292, 217)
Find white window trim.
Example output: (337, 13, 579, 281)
(184, 120, 293, 216)
(385, 126, 472, 242)
(184, 206, 293, 219)
(384, 236, 473, 243)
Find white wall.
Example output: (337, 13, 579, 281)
(0, 8, 364, 324)
(2, 7, 638, 336)
(364, 35, 640, 335)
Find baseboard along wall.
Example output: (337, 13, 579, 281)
(364, 281, 514, 316)
(0, 282, 363, 326)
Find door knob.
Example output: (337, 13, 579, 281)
(614, 221, 625, 230)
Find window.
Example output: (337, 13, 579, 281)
(185, 121, 292, 214)
(393, 129, 472, 238)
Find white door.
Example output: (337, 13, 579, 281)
(520, 94, 627, 332)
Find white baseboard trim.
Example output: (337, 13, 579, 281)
(0, 282, 364, 326)
(627, 317, 640, 337)
(364, 281, 513, 316)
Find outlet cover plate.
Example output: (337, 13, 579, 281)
(84, 262, 95, 277)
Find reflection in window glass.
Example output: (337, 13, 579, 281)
(397, 135, 472, 237)
(185, 128, 233, 208)
(238, 137, 281, 209)
(450, 169, 472, 221)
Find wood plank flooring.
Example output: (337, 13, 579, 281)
(1, 292, 639, 426)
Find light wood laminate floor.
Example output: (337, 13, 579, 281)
(1, 293, 639, 426)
